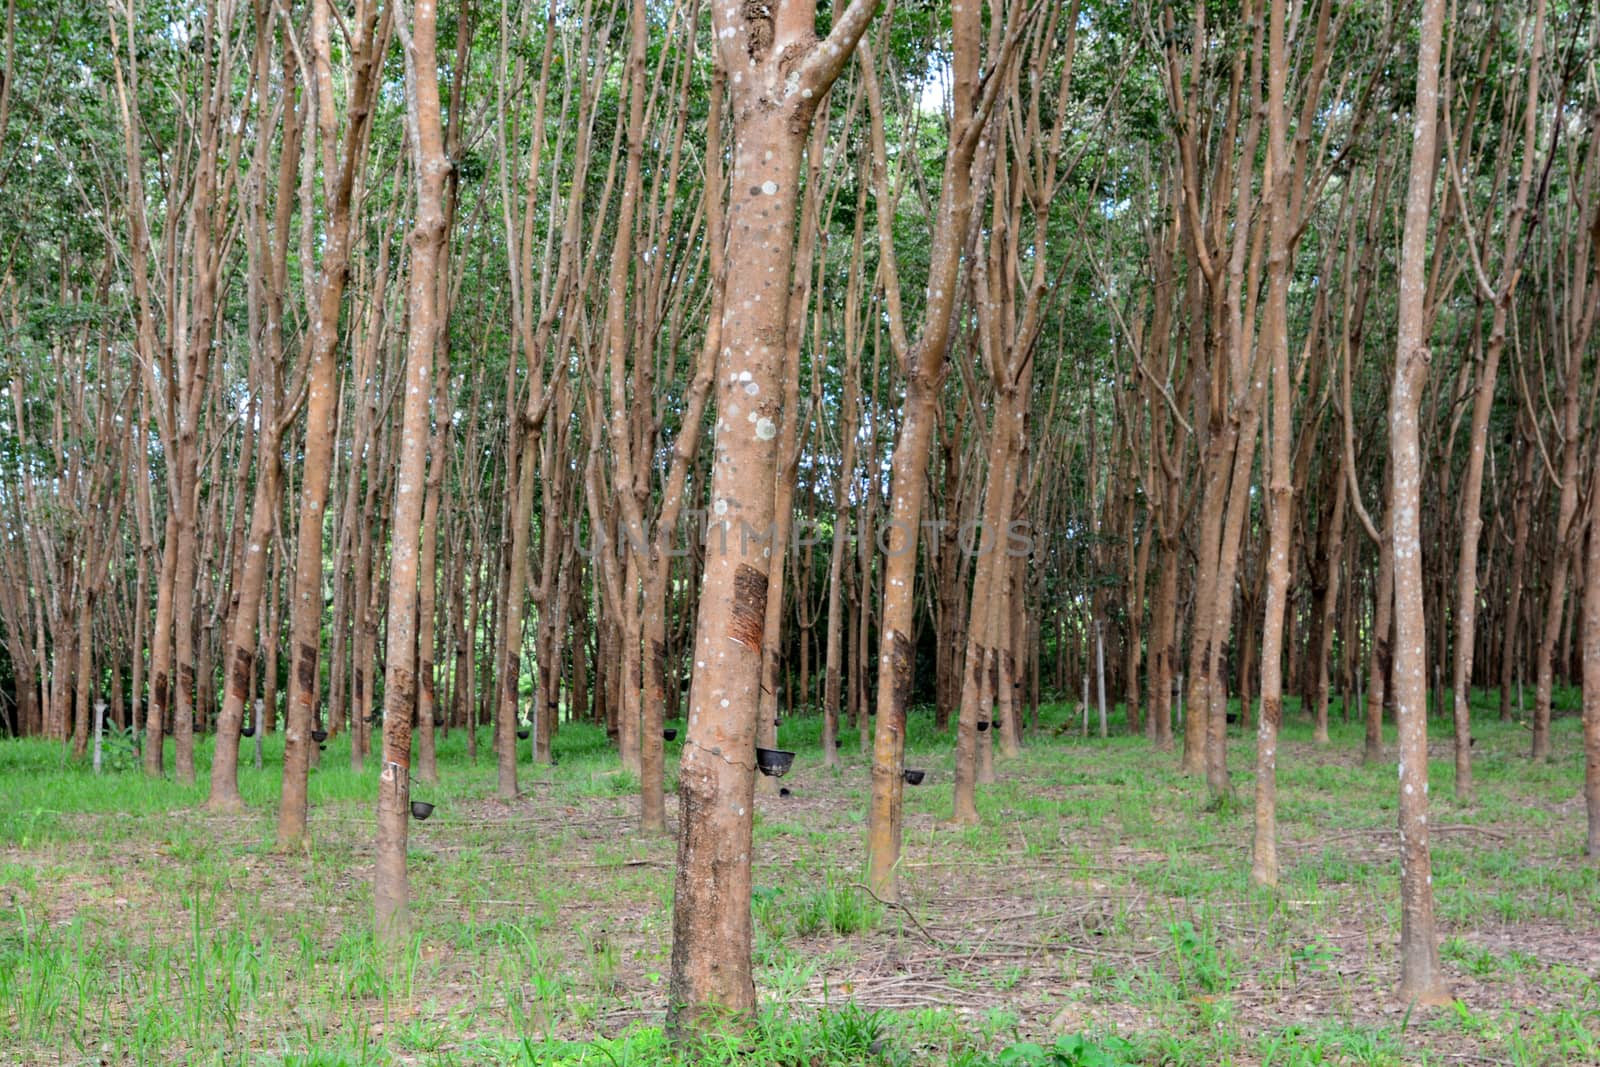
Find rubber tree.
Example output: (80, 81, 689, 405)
(1583, 450, 1600, 859)
(1388, 0, 1451, 1004)
(667, 0, 880, 1035)
(373, 0, 450, 940)
(864, 0, 1043, 894)
(276, 0, 389, 850)
(1447, 0, 1548, 800)
(206, 3, 305, 812)
(949, 1, 1077, 824)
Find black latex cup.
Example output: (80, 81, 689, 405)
(755, 747, 795, 778)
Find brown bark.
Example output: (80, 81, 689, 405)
(1312, 462, 1347, 744)
(870, 0, 1007, 866)
(1137, 192, 1189, 752)
(495, 0, 599, 795)
(1251, 0, 1296, 887)
(821, 172, 867, 768)
(412, 0, 472, 789)
(1582, 457, 1600, 858)
(263, 496, 284, 734)
(668, 0, 879, 1033)
(1171, 0, 1263, 783)
(277, 0, 388, 850)
(1532, 351, 1588, 762)
(882, 0, 1067, 882)
(1500, 435, 1535, 720)
(413, 353, 450, 786)
(145, 513, 178, 775)
(954, 379, 1030, 815)
(348, 339, 390, 772)
(207, 9, 301, 811)
(594, 0, 653, 787)
(1530, 115, 1600, 757)
(209, 418, 288, 811)
(1449, 0, 1547, 798)
(754, 114, 830, 797)
(1389, 0, 1450, 1001)
(1364, 509, 1394, 763)
(104, 4, 180, 779)
(374, 0, 449, 939)
(638, 77, 724, 830)
(1123, 507, 1150, 738)
(597, 0, 719, 830)
(669, 102, 807, 1030)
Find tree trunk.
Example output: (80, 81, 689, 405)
(413, 356, 450, 786)
(1124, 517, 1150, 736)
(277, 0, 386, 851)
(1365, 506, 1394, 764)
(1313, 463, 1348, 744)
(210, 21, 301, 808)
(69, 594, 93, 758)
(1451, 0, 1546, 797)
(1150, 531, 1179, 750)
(1500, 438, 1534, 720)
(1251, 0, 1293, 885)
(1532, 349, 1590, 761)
(668, 2, 877, 1033)
(1205, 412, 1263, 798)
(206, 434, 284, 812)
(145, 513, 178, 776)
(669, 105, 807, 1029)
(820, 190, 863, 766)
(495, 432, 539, 800)
(861, 13, 989, 886)
(1582, 470, 1600, 858)
(374, 0, 448, 939)
(953, 386, 1027, 822)
(263, 528, 282, 734)
(1389, 0, 1450, 1000)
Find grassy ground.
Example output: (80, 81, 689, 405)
(1, 690, 1596, 1066)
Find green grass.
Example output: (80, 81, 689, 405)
(0, 690, 1595, 1065)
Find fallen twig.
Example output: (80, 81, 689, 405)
(852, 883, 948, 948)
(1299, 823, 1511, 847)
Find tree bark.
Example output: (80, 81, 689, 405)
(820, 173, 866, 768)
(669, 0, 878, 1033)
(1582, 463, 1600, 858)
(277, 0, 387, 850)
(208, 14, 301, 810)
(1450, 0, 1547, 797)
(1389, 0, 1450, 1001)
(1500, 437, 1535, 720)
(374, 0, 448, 939)
(1251, 0, 1295, 886)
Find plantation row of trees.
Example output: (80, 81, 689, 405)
(1, 0, 1596, 1027)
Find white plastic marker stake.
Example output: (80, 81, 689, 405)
(1081, 671, 1089, 738)
(254, 699, 265, 770)
(93, 702, 106, 774)
(1095, 620, 1108, 739)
